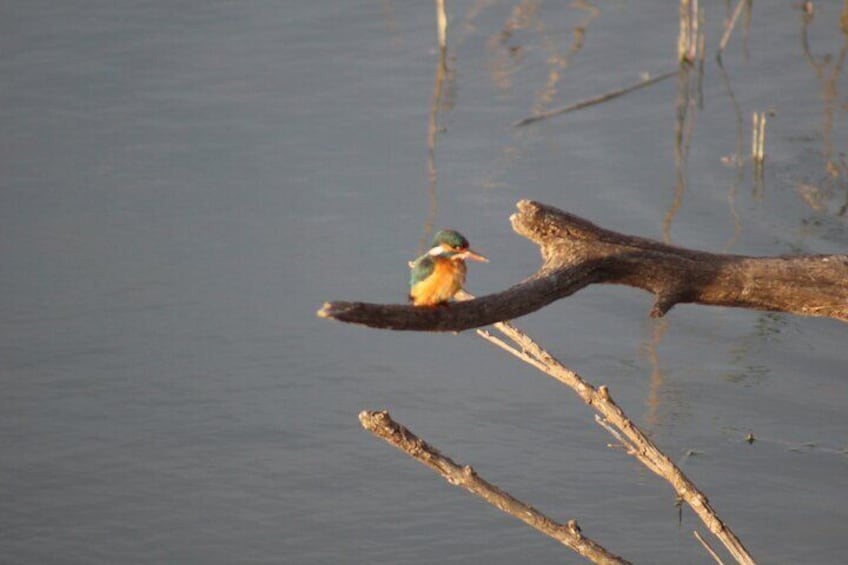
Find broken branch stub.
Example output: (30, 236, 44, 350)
(318, 200, 848, 331)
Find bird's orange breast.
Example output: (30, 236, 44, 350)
(410, 258, 467, 306)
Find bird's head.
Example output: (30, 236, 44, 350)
(427, 230, 488, 262)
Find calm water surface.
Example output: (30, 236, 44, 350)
(1, 2, 846, 564)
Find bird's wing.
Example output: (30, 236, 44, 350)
(409, 255, 436, 287)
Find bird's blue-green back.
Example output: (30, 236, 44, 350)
(409, 254, 436, 288)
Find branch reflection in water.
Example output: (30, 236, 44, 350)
(798, 5, 848, 217)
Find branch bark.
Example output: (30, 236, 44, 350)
(319, 200, 848, 330)
(359, 410, 633, 565)
(474, 316, 756, 564)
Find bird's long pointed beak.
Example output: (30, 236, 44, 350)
(462, 249, 488, 262)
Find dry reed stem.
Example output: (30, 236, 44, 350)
(752, 112, 766, 162)
(359, 410, 633, 565)
(679, 0, 692, 62)
(458, 291, 757, 565)
(718, 0, 746, 57)
(751, 113, 759, 162)
(513, 69, 678, 127)
(435, 0, 447, 53)
(678, 0, 703, 63)
(690, 0, 699, 63)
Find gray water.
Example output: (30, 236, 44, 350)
(2, 2, 847, 564)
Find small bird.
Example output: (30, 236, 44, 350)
(409, 230, 488, 306)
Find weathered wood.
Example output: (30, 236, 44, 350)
(360, 410, 633, 565)
(319, 200, 848, 331)
(475, 316, 756, 565)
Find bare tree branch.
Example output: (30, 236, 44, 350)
(319, 200, 848, 330)
(359, 410, 633, 565)
(475, 315, 756, 565)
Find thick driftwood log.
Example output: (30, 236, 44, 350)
(319, 200, 848, 331)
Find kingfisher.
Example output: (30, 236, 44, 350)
(408, 230, 488, 306)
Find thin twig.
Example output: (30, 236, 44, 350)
(594, 415, 634, 453)
(513, 69, 678, 127)
(475, 327, 553, 376)
(359, 410, 633, 565)
(695, 530, 727, 565)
